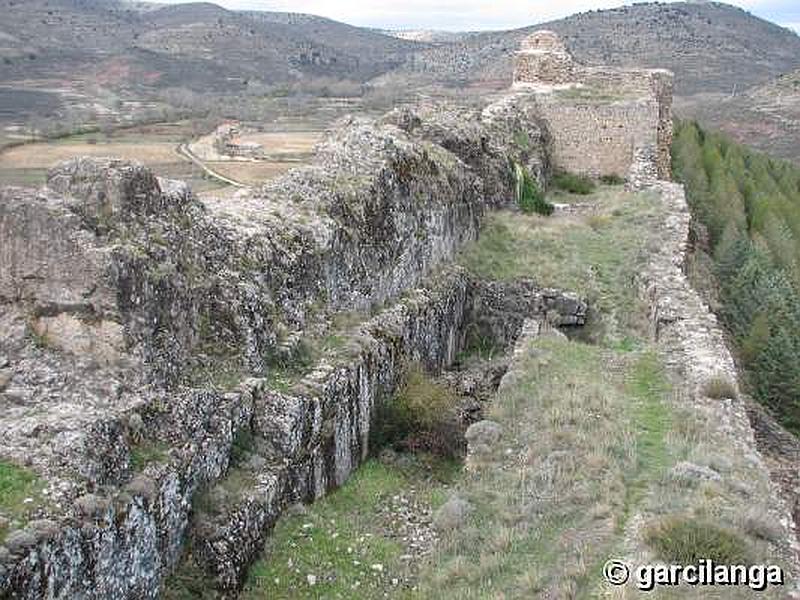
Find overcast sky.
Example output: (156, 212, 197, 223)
(151, 0, 800, 32)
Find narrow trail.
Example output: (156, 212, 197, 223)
(176, 143, 247, 188)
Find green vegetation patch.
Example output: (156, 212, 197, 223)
(673, 120, 800, 432)
(600, 173, 625, 186)
(645, 516, 751, 564)
(240, 458, 453, 600)
(371, 363, 464, 459)
(458, 187, 666, 343)
(0, 460, 43, 540)
(513, 162, 553, 216)
(702, 374, 738, 400)
(415, 335, 674, 598)
(621, 352, 673, 524)
(129, 441, 170, 471)
(551, 171, 596, 195)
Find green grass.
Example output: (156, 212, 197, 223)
(512, 130, 531, 151)
(458, 188, 665, 343)
(551, 171, 596, 195)
(217, 182, 787, 597)
(620, 352, 673, 527)
(645, 516, 750, 564)
(414, 336, 674, 598)
(129, 441, 170, 471)
(240, 458, 454, 599)
(0, 460, 42, 540)
(513, 162, 553, 216)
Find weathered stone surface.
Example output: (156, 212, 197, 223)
(382, 98, 550, 206)
(0, 92, 577, 599)
(514, 31, 576, 86)
(188, 268, 586, 591)
(636, 180, 800, 589)
(512, 30, 673, 180)
(465, 420, 503, 449)
(433, 496, 473, 531)
(4, 531, 37, 557)
(669, 461, 722, 485)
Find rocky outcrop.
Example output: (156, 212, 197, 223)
(184, 268, 585, 592)
(381, 97, 550, 206)
(0, 95, 578, 599)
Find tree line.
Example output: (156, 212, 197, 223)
(672, 121, 800, 433)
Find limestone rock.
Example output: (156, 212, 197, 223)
(75, 494, 110, 518)
(669, 461, 722, 485)
(4, 530, 37, 556)
(433, 496, 473, 531)
(27, 519, 59, 542)
(465, 420, 504, 449)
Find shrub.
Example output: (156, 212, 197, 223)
(372, 363, 465, 459)
(600, 173, 625, 185)
(514, 162, 554, 216)
(552, 171, 596, 195)
(587, 214, 610, 231)
(702, 375, 737, 399)
(645, 516, 750, 564)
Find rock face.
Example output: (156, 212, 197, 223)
(0, 95, 578, 599)
(186, 267, 586, 591)
(432, 496, 473, 531)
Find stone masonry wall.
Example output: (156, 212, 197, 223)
(636, 178, 800, 592)
(531, 95, 661, 180)
(512, 30, 673, 180)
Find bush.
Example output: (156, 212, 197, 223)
(552, 171, 596, 195)
(702, 375, 737, 400)
(645, 516, 750, 564)
(600, 173, 625, 185)
(372, 363, 465, 459)
(514, 162, 554, 216)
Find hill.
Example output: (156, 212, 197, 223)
(681, 68, 800, 163)
(401, 2, 800, 95)
(0, 0, 423, 124)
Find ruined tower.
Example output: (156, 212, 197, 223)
(512, 30, 674, 182)
(513, 30, 576, 87)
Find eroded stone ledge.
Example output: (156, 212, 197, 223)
(637, 180, 800, 591)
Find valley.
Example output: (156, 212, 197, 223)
(1, 2, 800, 599)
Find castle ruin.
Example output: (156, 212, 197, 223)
(2, 31, 799, 600)
(514, 30, 673, 181)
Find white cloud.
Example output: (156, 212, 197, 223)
(152, 0, 800, 32)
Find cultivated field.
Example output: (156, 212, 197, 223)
(0, 121, 228, 191)
(0, 122, 326, 192)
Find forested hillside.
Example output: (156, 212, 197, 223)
(673, 122, 800, 432)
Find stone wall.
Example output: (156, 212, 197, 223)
(531, 94, 661, 180)
(513, 30, 575, 86)
(636, 179, 800, 591)
(0, 97, 554, 599)
(512, 30, 673, 180)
